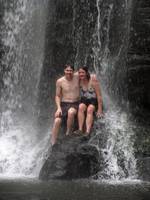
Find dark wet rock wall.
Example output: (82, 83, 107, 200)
(127, 0, 150, 111)
(137, 157, 150, 181)
(0, 2, 5, 93)
(37, 0, 74, 129)
(127, 0, 150, 158)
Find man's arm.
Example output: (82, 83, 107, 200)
(74, 71, 78, 76)
(55, 79, 62, 117)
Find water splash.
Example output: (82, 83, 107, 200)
(92, 0, 137, 180)
(0, 126, 50, 177)
(0, 0, 49, 176)
(93, 1, 113, 74)
(98, 109, 137, 180)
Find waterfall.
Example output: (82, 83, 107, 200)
(93, 0, 137, 180)
(0, 0, 49, 177)
(72, 0, 137, 180)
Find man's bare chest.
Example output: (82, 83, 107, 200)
(62, 81, 79, 93)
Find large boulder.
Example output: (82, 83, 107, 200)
(39, 134, 103, 180)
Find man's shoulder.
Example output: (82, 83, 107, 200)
(57, 76, 65, 84)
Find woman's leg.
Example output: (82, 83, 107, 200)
(85, 104, 95, 135)
(78, 103, 87, 132)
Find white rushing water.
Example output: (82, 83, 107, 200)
(0, 0, 49, 177)
(72, 0, 137, 180)
(93, 0, 137, 180)
(98, 108, 137, 180)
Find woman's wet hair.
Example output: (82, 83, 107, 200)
(64, 64, 74, 71)
(79, 66, 91, 80)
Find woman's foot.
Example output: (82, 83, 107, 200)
(73, 130, 83, 136)
(85, 131, 90, 136)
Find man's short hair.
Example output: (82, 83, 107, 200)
(64, 64, 74, 71)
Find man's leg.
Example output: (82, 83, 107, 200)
(51, 117, 62, 145)
(78, 103, 87, 132)
(85, 105, 95, 135)
(66, 108, 77, 135)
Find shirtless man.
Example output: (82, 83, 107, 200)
(51, 64, 79, 145)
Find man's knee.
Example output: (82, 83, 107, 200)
(68, 108, 76, 117)
(54, 117, 62, 125)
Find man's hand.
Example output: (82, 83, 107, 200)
(55, 108, 62, 118)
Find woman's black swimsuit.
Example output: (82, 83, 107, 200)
(80, 86, 98, 109)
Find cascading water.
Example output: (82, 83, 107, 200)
(92, 0, 137, 180)
(0, 0, 50, 177)
(73, 0, 137, 180)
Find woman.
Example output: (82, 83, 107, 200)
(77, 66, 103, 136)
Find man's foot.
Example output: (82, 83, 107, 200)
(65, 130, 71, 136)
(52, 143, 59, 152)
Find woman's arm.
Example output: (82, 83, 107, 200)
(92, 78, 103, 117)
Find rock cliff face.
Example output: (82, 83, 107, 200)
(127, 0, 150, 157)
(37, 0, 74, 129)
(127, 0, 150, 111)
(0, 3, 6, 91)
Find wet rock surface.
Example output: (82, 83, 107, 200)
(127, 0, 150, 110)
(39, 134, 102, 180)
(137, 157, 150, 181)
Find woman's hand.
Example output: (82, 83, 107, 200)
(55, 108, 62, 118)
(96, 110, 104, 119)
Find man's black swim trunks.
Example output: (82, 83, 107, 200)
(59, 101, 79, 131)
(61, 101, 79, 118)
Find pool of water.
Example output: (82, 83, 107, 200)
(0, 178, 149, 200)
